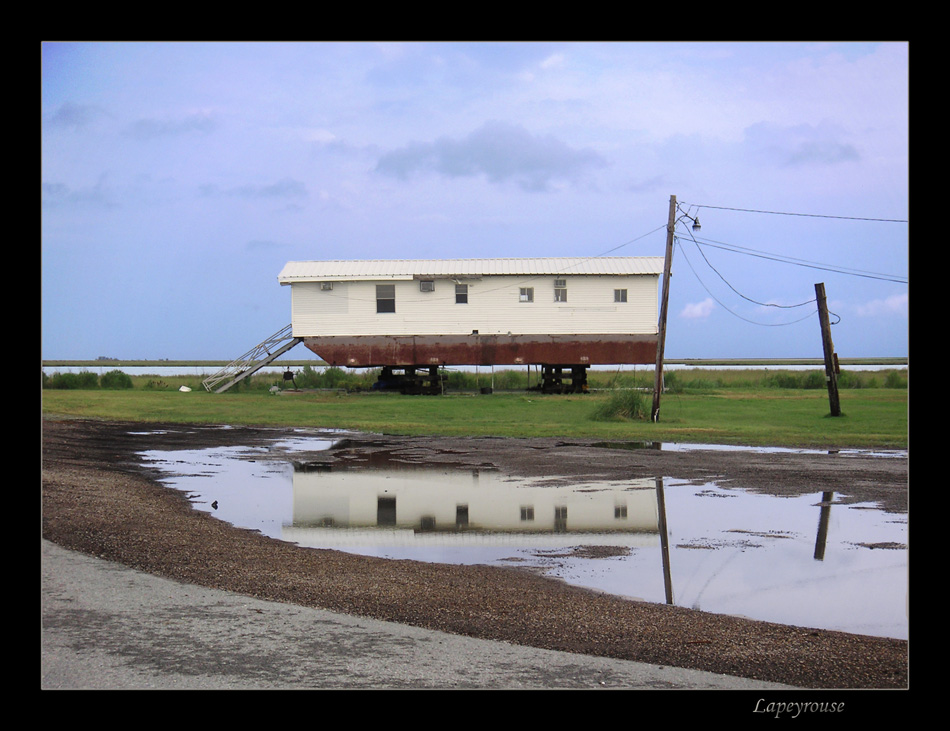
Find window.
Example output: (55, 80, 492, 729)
(519, 287, 534, 303)
(377, 496, 396, 525)
(614, 289, 627, 303)
(554, 279, 567, 302)
(455, 283, 468, 304)
(520, 506, 535, 522)
(320, 282, 333, 291)
(420, 280, 435, 292)
(376, 284, 395, 313)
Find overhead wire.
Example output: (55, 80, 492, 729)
(691, 203, 908, 224)
(676, 219, 817, 311)
(686, 234, 907, 283)
(672, 198, 910, 326)
(671, 203, 883, 326)
(673, 232, 823, 327)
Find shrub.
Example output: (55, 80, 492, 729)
(44, 371, 100, 389)
(282, 364, 377, 391)
(764, 372, 801, 389)
(291, 365, 320, 389)
(837, 371, 859, 389)
(884, 370, 907, 388)
(322, 366, 349, 388)
(662, 371, 679, 393)
(591, 389, 648, 421)
(99, 369, 133, 389)
(493, 369, 530, 390)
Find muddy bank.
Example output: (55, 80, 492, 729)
(41, 418, 908, 689)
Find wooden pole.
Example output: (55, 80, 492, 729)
(815, 282, 841, 416)
(652, 195, 677, 422)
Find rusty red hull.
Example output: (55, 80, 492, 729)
(302, 334, 658, 368)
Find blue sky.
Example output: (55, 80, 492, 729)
(41, 41, 908, 361)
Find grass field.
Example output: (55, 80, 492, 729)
(41, 367, 908, 449)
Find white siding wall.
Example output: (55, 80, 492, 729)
(291, 274, 658, 337)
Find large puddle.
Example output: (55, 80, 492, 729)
(140, 433, 908, 640)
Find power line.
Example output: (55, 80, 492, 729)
(694, 237, 907, 283)
(674, 240, 823, 327)
(674, 220, 908, 284)
(679, 234, 816, 310)
(671, 216, 855, 327)
(665, 198, 896, 328)
(691, 203, 908, 224)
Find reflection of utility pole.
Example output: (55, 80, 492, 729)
(655, 477, 674, 605)
(814, 491, 834, 561)
(652, 196, 677, 422)
(815, 283, 841, 416)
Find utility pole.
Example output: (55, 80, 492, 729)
(652, 195, 677, 422)
(815, 282, 841, 417)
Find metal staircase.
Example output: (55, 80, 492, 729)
(202, 324, 302, 393)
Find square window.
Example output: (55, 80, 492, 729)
(519, 287, 534, 302)
(520, 506, 535, 521)
(614, 289, 627, 303)
(455, 283, 468, 304)
(420, 280, 435, 292)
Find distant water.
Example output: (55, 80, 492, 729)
(43, 362, 904, 377)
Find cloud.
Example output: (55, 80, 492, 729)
(375, 121, 606, 191)
(680, 298, 715, 319)
(200, 177, 308, 200)
(41, 175, 115, 208)
(744, 120, 860, 167)
(47, 101, 105, 130)
(855, 293, 908, 317)
(124, 111, 219, 140)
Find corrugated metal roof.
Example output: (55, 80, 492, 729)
(278, 257, 664, 283)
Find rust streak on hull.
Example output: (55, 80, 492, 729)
(302, 334, 658, 368)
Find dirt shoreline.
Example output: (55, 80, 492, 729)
(41, 417, 908, 689)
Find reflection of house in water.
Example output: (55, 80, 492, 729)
(281, 463, 660, 550)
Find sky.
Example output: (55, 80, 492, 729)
(41, 41, 909, 362)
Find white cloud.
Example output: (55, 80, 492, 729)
(680, 298, 715, 319)
(295, 127, 337, 144)
(855, 293, 908, 317)
(539, 53, 567, 70)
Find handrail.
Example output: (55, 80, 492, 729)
(202, 325, 301, 393)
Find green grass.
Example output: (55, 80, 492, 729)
(41, 381, 908, 450)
